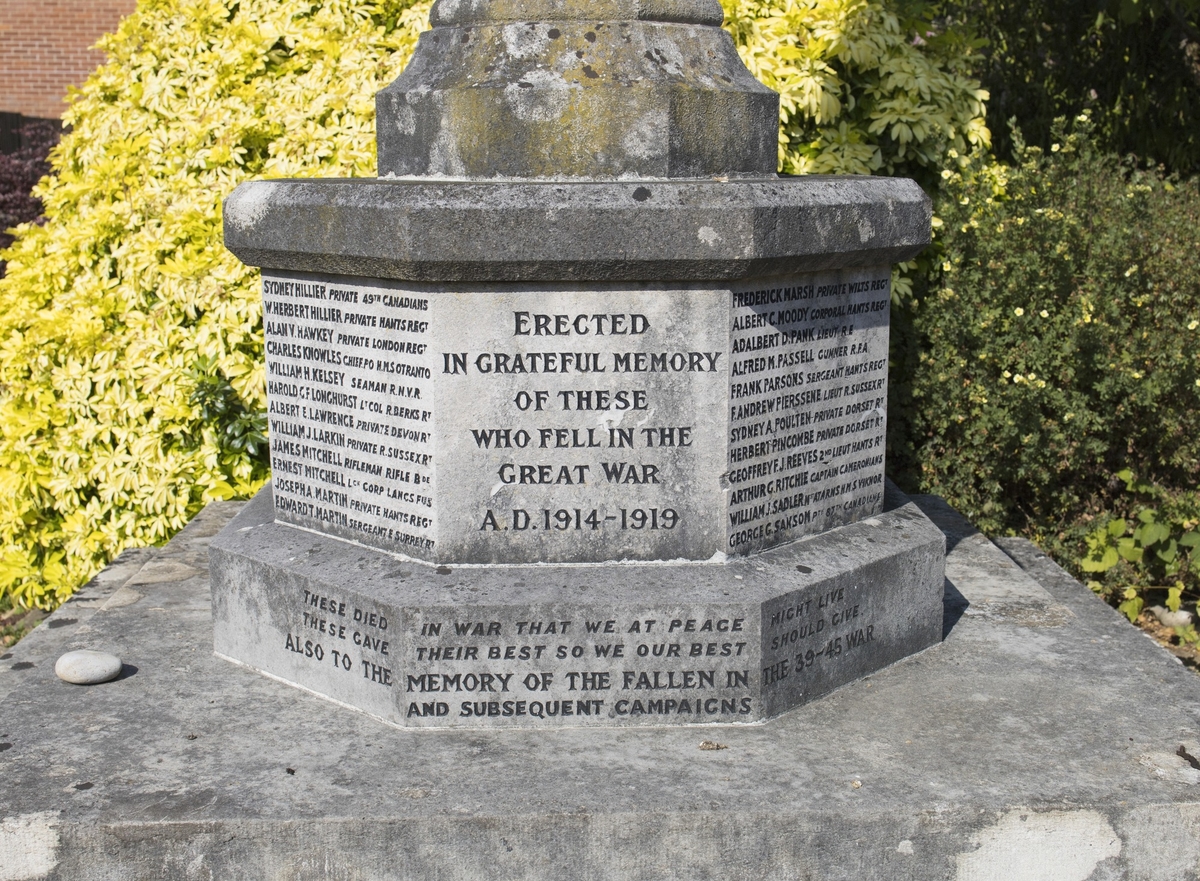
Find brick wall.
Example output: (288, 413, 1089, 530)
(0, 0, 137, 119)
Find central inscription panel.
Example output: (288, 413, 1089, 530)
(261, 269, 891, 564)
(437, 285, 728, 563)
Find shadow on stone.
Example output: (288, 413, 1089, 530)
(115, 663, 139, 681)
(942, 578, 970, 640)
(910, 494, 981, 555)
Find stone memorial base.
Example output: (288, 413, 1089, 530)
(209, 481, 943, 728)
(4, 497, 1200, 879)
(224, 176, 930, 566)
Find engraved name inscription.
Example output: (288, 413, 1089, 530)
(726, 272, 890, 552)
(261, 268, 891, 563)
(264, 277, 437, 554)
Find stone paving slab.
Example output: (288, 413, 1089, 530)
(3, 499, 1200, 880)
(0, 547, 156, 705)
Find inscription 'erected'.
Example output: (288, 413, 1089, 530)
(261, 268, 890, 564)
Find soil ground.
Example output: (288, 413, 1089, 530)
(0, 603, 44, 650)
(1137, 610, 1200, 672)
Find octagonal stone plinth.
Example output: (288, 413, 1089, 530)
(261, 265, 889, 564)
(210, 481, 943, 729)
(226, 176, 930, 565)
(215, 0, 940, 729)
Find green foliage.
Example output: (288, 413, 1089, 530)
(0, 0, 989, 611)
(953, 0, 1200, 174)
(1075, 471, 1200, 628)
(0, 593, 41, 649)
(0, 0, 429, 609)
(889, 114, 1200, 536)
(188, 356, 268, 460)
(722, 0, 989, 185)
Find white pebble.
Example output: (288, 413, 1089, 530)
(55, 650, 123, 685)
(1149, 605, 1194, 629)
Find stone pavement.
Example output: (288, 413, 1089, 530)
(2, 498, 1199, 880)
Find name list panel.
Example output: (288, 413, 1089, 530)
(263, 271, 438, 555)
(726, 268, 890, 553)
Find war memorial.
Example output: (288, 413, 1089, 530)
(210, 0, 942, 728)
(3, 1, 1200, 877)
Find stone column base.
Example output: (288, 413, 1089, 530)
(210, 480, 944, 729)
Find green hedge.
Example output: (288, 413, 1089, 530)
(890, 115, 1200, 539)
(952, 0, 1200, 175)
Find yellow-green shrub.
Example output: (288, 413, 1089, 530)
(0, 0, 987, 610)
(722, 0, 990, 179)
(0, 0, 428, 609)
(1077, 471, 1200, 626)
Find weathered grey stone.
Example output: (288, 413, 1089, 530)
(0, 547, 154, 704)
(209, 481, 943, 728)
(218, 0, 938, 728)
(5, 500, 1200, 879)
(257, 264, 893, 564)
(1149, 605, 1194, 629)
(376, 0, 776, 179)
(429, 0, 726, 27)
(222, 176, 931, 282)
(53, 650, 122, 685)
